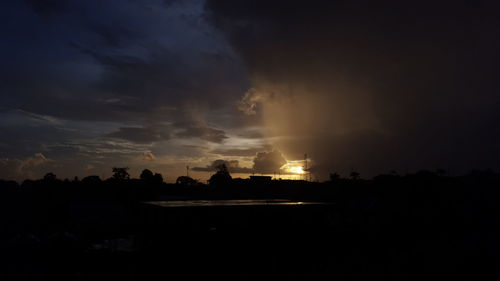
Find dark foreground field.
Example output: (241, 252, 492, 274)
(0, 172, 497, 280)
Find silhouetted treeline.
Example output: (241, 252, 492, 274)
(0, 168, 497, 280)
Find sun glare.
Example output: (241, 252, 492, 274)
(289, 166, 305, 174)
(281, 161, 306, 175)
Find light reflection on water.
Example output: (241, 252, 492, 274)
(144, 199, 325, 208)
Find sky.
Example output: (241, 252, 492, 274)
(1, 0, 500, 182)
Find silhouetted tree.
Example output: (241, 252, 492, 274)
(329, 172, 340, 182)
(139, 169, 163, 184)
(176, 176, 196, 186)
(350, 171, 360, 180)
(140, 169, 154, 181)
(208, 163, 232, 186)
(21, 179, 35, 188)
(218, 163, 229, 173)
(153, 173, 163, 184)
(112, 167, 130, 180)
(436, 169, 447, 176)
(413, 170, 438, 180)
(0, 179, 18, 187)
(81, 175, 101, 184)
(43, 172, 57, 181)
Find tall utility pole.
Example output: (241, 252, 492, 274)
(304, 154, 308, 181)
(186, 165, 190, 177)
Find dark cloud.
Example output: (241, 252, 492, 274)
(0, 109, 85, 158)
(1, 0, 247, 125)
(177, 125, 228, 143)
(142, 151, 156, 161)
(162, 0, 190, 7)
(106, 125, 170, 144)
(211, 147, 268, 157)
(192, 159, 253, 173)
(26, 0, 67, 18)
(252, 150, 286, 174)
(205, 0, 500, 178)
(86, 49, 246, 114)
(3, 109, 61, 125)
(85, 24, 141, 49)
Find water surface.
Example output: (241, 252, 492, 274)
(144, 199, 325, 208)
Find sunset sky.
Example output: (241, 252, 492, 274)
(1, 0, 500, 182)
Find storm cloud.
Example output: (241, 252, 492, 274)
(0, 0, 251, 180)
(205, 0, 500, 178)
